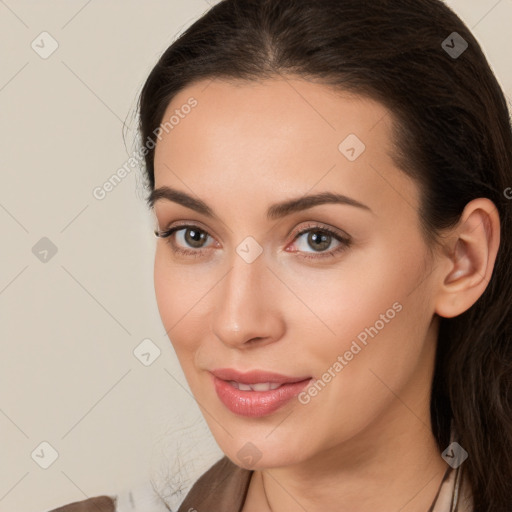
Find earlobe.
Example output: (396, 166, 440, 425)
(434, 198, 500, 319)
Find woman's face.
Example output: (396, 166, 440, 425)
(152, 77, 444, 469)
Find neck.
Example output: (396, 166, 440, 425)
(245, 401, 449, 512)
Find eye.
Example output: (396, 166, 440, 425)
(287, 223, 352, 260)
(154, 224, 216, 257)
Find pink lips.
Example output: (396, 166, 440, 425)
(210, 368, 312, 417)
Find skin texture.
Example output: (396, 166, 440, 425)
(151, 76, 500, 512)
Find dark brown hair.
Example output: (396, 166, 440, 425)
(137, 0, 512, 509)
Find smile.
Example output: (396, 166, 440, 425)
(210, 371, 313, 417)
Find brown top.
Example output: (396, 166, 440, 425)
(177, 456, 252, 512)
(47, 455, 473, 512)
(48, 495, 117, 512)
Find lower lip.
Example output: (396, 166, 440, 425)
(212, 375, 312, 417)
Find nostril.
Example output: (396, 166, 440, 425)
(246, 337, 268, 345)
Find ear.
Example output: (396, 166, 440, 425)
(434, 198, 501, 319)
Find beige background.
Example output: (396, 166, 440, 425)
(0, 1, 510, 511)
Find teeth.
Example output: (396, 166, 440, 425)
(228, 381, 282, 391)
(251, 382, 282, 391)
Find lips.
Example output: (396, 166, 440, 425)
(210, 368, 311, 385)
(210, 368, 312, 417)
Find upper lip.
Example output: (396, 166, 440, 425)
(210, 368, 311, 384)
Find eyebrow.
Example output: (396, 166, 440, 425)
(147, 186, 373, 220)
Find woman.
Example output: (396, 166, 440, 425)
(50, 0, 512, 511)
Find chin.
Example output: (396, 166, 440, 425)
(215, 430, 312, 471)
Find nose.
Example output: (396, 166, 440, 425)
(211, 251, 285, 349)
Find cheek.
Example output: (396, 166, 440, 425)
(153, 248, 206, 356)
(309, 297, 431, 449)
(291, 240, 433, 430)
(286, 235, 429, 370)
(280, 236, 426, 343)
(153, 249, 178, 330)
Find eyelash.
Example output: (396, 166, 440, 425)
(155, 222, 352, 261)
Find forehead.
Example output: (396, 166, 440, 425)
(155, 76, 392, 167)
(153, 76, 420, 224)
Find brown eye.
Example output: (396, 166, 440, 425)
(288, 223, 352, 261)
(305, 230, 332, 252)
(182, 227, 209, 248)
(155, 224, 216, 257)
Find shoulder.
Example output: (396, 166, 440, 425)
(176, 456, 253, 512)
(46, 480, 172, 512)
(47, 495, 117, 512)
